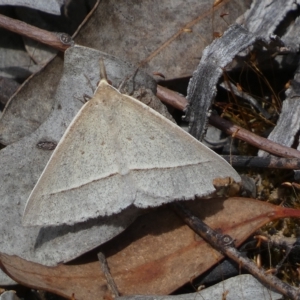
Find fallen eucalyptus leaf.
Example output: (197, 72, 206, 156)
(0, 28, 40, 80)
(2, 197, 300, 298)
(0, 0, 64, 15)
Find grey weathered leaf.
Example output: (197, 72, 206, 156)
(0, 270, 17, 286)
(118, 274, 282, 300)
(0, 291, 20, 300)
(0, 0, 64, 15)
(0, 28, 41, 80)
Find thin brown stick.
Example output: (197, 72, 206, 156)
(156, 85, 300, 159)
(0, 14, 73, 52)
(71, 0, 100, 38)
(0, 0, 100, 51)
(156, 85, 187, 111)
(170, 202, 300, 300)
(222, 155, 300, 169)
(209, 114, 300, 159)
(97, 252, 119, 298)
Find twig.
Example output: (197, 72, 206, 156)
(255, 234, 299, 275)
(97, 252, 119, 298)
(0, 14, 73, 52)
(0, 0, 100, 51)
(170, 202, 300, 300)
(156, 85, 186, 111)
(156, 85, 300, 159)
(209, 114, 300, 159)
(222, 155, 300, 169)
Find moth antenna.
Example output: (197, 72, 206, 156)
(99, 58, 108, 82)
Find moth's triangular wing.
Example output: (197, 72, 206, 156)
(23, 80, 240, 226)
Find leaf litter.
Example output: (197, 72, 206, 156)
(2, 0, 300, 299)
(2, 197, 300, 298)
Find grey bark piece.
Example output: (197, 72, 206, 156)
(258, 97, 300, 157)
(239, 0, 300, 71)
(187, 0, 300, 142)
(258, 63, 300, 158)
(186, 24, 261, 140)
(117, 274, 282, 300)
(0, 46, 157, 267)
(237, 0, 298, 38)
(238, 0, 300, 159)
(281, 16, 300, 52)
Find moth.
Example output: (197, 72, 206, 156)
(23, 62, 240, 226)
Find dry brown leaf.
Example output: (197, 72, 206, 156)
(1, 197, 300, 299)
